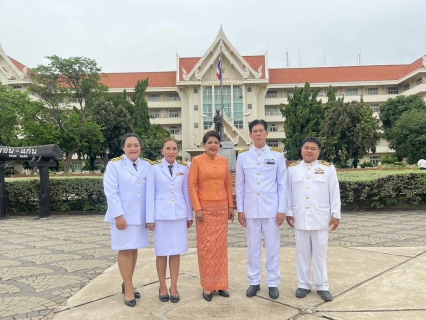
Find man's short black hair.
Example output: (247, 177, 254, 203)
(248, 119, 268, 133)
(301, 137, 322, 149)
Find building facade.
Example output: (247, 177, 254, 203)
(2, 27, 426, 166)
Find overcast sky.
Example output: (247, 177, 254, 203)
(1, 0, 425, 73)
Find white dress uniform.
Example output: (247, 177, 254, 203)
(104, 155, 154, 250)
(417, 158, 426, 169)
(146, 158, 192, 256)
(236, 145, 287, 287)
(286, 160, 341, 291)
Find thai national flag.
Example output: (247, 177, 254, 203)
(216, 58, 222, 87)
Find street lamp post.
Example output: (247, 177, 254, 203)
(104, 147, 110, 168)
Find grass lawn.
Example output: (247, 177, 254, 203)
(337, 169, 426, 181)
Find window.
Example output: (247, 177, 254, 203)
(268, 140, 279, 148)
(266, 90, 277, 98)
(367, 88, 378, 95)
(269, 124, 278, 132)
(247, 87, 252, 92)
(347, 88, 358, 96)
(194, 123, 198, 128)
(168, 93, 180, 101)
(370, 104, 379, 113)
(203, 87, 213, 129)
(72, 163, 82, 171)
(194, 88, 198, 93)
(169, 110, 180, 118)
(70, 97, 79, 103)
(234, 121, 243, 129)
(370, 156, 381, 166)
(388, 87, 399, 94)
(287, 90, 294, 98)
(150, 110, 160, 118)
(265, 106, 278, 115)
(149, 94, 160, 101)
(169, 126, 181, 135)
(215, 86, 231, 118)
(248, 104, 252, 110)
(417, 78, 423, 85)
(194, 105, 198, 111)
(12, 85, 22, 90)
(404, 84, 410, 91)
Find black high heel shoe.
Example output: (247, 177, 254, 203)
(159, 289, 169, 302)
(124, 297, 136, 307)
(169, 288, 180, 303)
(122, 282, 141, 299)
(202, 290, 212, 302)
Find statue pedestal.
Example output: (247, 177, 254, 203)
(219, 141, 236, 171)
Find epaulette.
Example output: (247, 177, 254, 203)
(238, 148, 249, 154)
(151, 159, 162, 165)
(288, 161, 300, 168)
(177, 160, 188, 166)
(270, 147, 283, 153)
(140, 157, 157, 165)
(111, 155, 124, 162)
(319, 160, 331, 167)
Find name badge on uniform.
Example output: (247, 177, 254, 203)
(314, 168, 324, 174)
(176, 172, 184, 176)
(264, 159, 276, 165)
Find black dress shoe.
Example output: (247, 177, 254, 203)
(317, 290, 333, 302)
(124, 298, 136, 307)
(169, 288, 180, 303)
(296, 288, 311, 298)
(202, 290, 213, 302)
(159, 289, 169, 302)
(246, 285, 260, 297)
(268, 287, 279, 299)
(122, 282, 141, 299)
(218, 290, 230, 297)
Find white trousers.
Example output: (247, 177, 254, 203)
(294, 228, 329, 290)
(246, 218, 281, 287)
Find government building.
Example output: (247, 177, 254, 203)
(1, 27, 426, 166)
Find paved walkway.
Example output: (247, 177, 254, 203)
(0, 210, 425, 319)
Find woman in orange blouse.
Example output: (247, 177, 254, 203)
(189, 130, 235, 302)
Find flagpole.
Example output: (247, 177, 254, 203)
(220, 46, 224, 140)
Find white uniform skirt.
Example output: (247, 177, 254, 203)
(110, 224, 149, 250)
(154, 218, 188, 256)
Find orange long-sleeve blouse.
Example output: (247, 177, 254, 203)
(188, 153, 233, 211)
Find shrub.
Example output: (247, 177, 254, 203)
(381, 155, 398, 165)
(5, 177, 106, 213)
(360, 161, 374, 168)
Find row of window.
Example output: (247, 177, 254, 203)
(148, 93, 180, 102)
(149, 110, 180, 118)
(264, 82, 422, 99)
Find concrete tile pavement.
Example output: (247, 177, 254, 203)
(1, 211, 426, 319)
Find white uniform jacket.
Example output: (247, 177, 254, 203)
(104, 155, 154, 225)
(236, 145, 287, 218)
(286, 160, 341, 230)
(146, 158, 192, 223)
(417, 159, 426, 169)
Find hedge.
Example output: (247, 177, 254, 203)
(4, 172, 426, 213)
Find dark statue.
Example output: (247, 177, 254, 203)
(213, 109, 223, 137)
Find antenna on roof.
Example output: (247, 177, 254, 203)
(324, 54, 326, 66)
(298, 51, 302, 67)
(286, 50, 290, 68)
(357, 50, 363, 65)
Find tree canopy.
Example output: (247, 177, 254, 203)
(320, 97, 380, 168)
(279, 82, 323, 159)
(386, 109, 426, 163)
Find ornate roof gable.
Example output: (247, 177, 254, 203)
(180, 26, 263, 82)
(0, 43, 26, 82)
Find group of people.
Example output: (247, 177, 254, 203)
(103, 119, 341, 308)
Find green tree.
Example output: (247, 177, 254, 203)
(320, 98, 380, 168)
(379, 95, 426, 160)
(91, 99, 133, 158)
(142, 124, 172, 160)
(29, 55, 108, 172)
(132, 79, 151, 136)
(0, 85, 26, 146)
(279, 82, 324, 159)
(386, 109, 426, 164)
